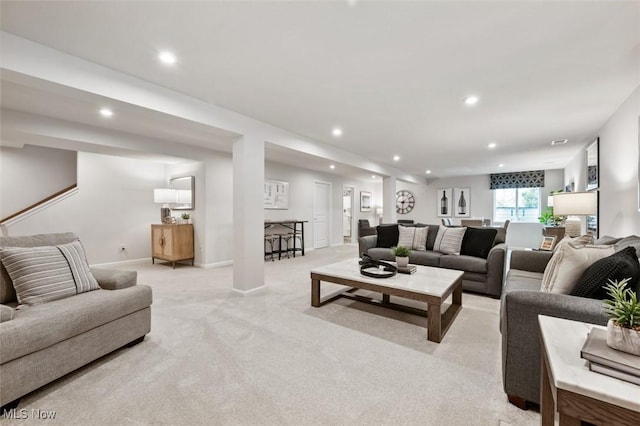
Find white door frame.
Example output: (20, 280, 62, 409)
(313, 180, 332, 248)
(343, 184, 355, 244)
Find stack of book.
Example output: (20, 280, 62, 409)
(580, 328, 640, 385)
(397, 265, 417, 274)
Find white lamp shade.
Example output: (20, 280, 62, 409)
(552, 192, 597, 216)
(375, 207, 384, 215)
(154, 188, 177, 204)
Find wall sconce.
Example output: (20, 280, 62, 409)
(154, 188, 177, 223)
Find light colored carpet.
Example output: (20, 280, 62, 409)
(7, 244, 539, 425)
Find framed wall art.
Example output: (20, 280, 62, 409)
(453, 187, 470, 218)
(264, 180, 289, 209)
(436, 188, 452, 217)
(586, 138, 599, 191)
(360, 191, 372, 212)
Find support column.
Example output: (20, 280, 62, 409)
(382, 176, 397, 224)
(232, 135, 265, 294)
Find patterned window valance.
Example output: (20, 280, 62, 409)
(490, 170, 545, 189)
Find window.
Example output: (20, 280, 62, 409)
(494, 187, 541, 223)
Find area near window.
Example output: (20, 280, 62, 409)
(493, 187, 541, 223)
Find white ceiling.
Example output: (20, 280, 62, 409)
(1, 1, 639, 178)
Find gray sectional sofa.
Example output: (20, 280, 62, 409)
(359, 224, 507, 298)
(0, 233, 152, 408)
(500, 235, 640, 408)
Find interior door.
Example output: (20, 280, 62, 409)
(313, 181, 330, 249)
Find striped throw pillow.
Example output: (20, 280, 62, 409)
(0, 240, 99, 306)
(397, 225, 429, 251)
(433, 227, 467, 255)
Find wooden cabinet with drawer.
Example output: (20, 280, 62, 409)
(151, 224, 194, 269)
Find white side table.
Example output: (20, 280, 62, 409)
(539, 315, 640, 425)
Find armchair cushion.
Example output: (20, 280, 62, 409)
(571, 246, 640, 298)
(0, 304, 14, 323)
(91, 269, 137, 290)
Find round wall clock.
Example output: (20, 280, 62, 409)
(395, 190, 415, 214)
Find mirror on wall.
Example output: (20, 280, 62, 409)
(169, 176, 194, 210)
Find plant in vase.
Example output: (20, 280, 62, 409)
(181, 212, 191, 224)
(603, 278, 640, 356)
(391, 246, 411, 268)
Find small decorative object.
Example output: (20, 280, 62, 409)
(453, 187, 470, 218)
(395, 190, 415, 214)
(539, 236, 556, 251)
(392, 246, 411, 268)
(181, 212, 191, 224)
(603, 278, 640, 356)
(437, 188, 452, 218)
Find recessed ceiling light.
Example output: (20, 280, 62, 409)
(498, 163, 505, 168)
(463, 95, 479, 106)
(99, 108, 113, 118)
(488, 142, 497, 149)
(158, 51, 177, 65)
(329, 164, 335, 169)
(371, 175, 376, 179)
(551, 139, 568, 146)
(425, 170, 431, 174)
(393, 155, 400, 161)
(332, 128, 343, 137)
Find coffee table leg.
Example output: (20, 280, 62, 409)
(311, 277, 321, 307)
(427, 303, 442, 343)
(382, 294, 390, 304)
(452, 281, 462, 307)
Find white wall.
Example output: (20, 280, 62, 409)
(0, 145, 77, 218)
(6, 151, 165, 264)
(564, 86, 640, 237)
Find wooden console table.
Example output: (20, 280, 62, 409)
(539, 316, 640, 426)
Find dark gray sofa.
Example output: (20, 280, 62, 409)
(358, 224, 507, 298)
(500, 235, 640, 408)
(0, 233, 152, 408)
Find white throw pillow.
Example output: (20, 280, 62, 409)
(553, 234, 593, 252)
(397, 225, 429, 251)
(433, 227, 466, 255)
(541, 242, 615, 294)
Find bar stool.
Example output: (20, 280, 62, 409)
(264, 234, 277, 261)
(277, 233, 294, 259)
(289, 232, 303, 257)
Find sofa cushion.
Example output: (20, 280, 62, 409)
(571, 246, 640, 299)
(425, 225, 441, 250)
(375, 224, 399, 248)
(460, 227, 498, 259)
(0, 285, 152, 364)
(398, 225, 428, 250)
(367, 247, 396, 262)
(553, 234, 593, 251)
(0, 241, 99, 306)
(541, 242, 615, 294)
(433, 226, 466, 255)
(0, 232, 79, 305)
(409, 250, 442, 267)
(440, 254, 488, 274)
(613, 235, 640, 256)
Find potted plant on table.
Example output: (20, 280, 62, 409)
(603, 278, 640, 356)
(391, 246, 411, 268)
(181, 212, 191, 224)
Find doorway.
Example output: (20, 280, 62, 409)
(343, 186, 354, 243)
(313, 181, 331, 249)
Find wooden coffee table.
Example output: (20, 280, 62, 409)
(310, 258, 463, 343)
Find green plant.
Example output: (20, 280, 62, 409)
(391, 246, 411, 257)
(181, 212, 190, 220)
(603, 278, 640, 330)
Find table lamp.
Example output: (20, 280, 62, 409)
(154, 188, 177, 223)
(552, 192, 597, 237)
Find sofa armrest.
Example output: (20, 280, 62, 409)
(509, 249, 553, 273)
(91, 268, 137, 290)
(485, 243, 507, 298)
(0, 304, 14, 323)
(358, 235, 378, 258)
(501, 290, 607, 404)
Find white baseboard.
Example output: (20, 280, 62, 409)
(232, 285, 266, 296)
(90, 258, 151, 268)
(198, 260, 233, 269)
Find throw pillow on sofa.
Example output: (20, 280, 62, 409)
(433, 226, 466, 255)
(376, 224, 399, 248)
(460, 227, 497, 259)
(553, 234, 593, 252)
(398, 225, 428, 250)
(571, 246, 640, 299)
(0, 240, 99, 306)
(540, 242, 614, 294)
